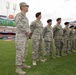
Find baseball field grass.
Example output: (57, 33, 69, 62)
(0, 40, 76, 75)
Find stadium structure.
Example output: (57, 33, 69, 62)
(0, 15, 16, 40)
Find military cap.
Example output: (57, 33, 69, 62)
(35, 12, 41, 17)
(56, 18, 61, 21)
(19, 2, 29, 7)
(74, 26, 76, 29)
(70, 25, 74, 28)
(47, 19, 52, 23)
(64, 22, 69, 25)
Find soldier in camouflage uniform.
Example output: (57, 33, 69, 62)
(63, 22, 70, 55)
(74, 26, 76, 51)
(53, 18, 63, 58)
(43, 19, 54, 60)
(15, 2, 31, 75)
(69, 25, 74, 52)
(30, 12, 45, 66)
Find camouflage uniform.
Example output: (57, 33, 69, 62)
(74, 30, 76, 50)
(43, 25, 53, 57)
(53, 24, 63, 56)
(69, 29, 74, 52)
(63, 27, 70, 54)
(30, 20, 43, 61)
(15, 12, 31, 66)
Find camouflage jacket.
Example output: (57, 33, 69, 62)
(30, 20, 43, 39)
(43, 25, 53, 41)
(69, 29, 74, 40)
(63, 27, 70, 40)
(53, 24, 63, 39)
(15, 12, 31, 35)
(74, 30, 76, 39)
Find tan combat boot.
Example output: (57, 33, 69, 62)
(56, 55, 61, 58)
(33, 61, 37, 66)
(39, 59, 46, 62)
(16, 65, 26, 75)
(44, 57, 48, 62)
(22, 63, 31, 69)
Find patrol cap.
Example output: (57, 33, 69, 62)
(74, 26, 76, 29)
(56, 18, 61, 21)
(19, 2, 29, 8)
(64, 22, 69, 25)
(47, 19, 52, 23)
(69, 25, 74, 28)
(35, 12, 41, 17)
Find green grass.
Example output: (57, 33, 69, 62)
(0, 40, 76, 75)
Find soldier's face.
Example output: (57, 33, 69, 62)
(38, 15, 42, 19)
(72, 27, 74, 29)
(71, 27, 74, 30)
(22, 5, 29, 12)
(66, 25, 69, 27)
(57, 20, 61, 24)
(49, 22, 52, 25)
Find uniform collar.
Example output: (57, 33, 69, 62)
(56, 23, 61, 26)
(47, 25, 52, 29)
(48, 25, 51, 27)
(36, 19, 41, 23)
(20, 12, 26, 17)
(65, 27, 69, 29)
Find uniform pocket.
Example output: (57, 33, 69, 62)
(44, 35, 51, 41)
(32, 34, 40, 40)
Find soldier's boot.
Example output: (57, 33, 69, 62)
(63, 51, 65, 56)
(72, 49, 76, 52)
(22, 63, 31, 69)
(64, 53, 67, 56)
(44, 58, 48, 61)
(66, 51, 69, 55)
(56, 55, 61, 58)
(59, 50, 63, 56)
(56, 50, 60, 58)
(33, 61, 37, 66)
(71, 50, 74, 53)
(51, 56, 56, 59)
(56, 54, 60, 57)
(43, 55, 47, 61)
(56, 51, 61, 58)
(67, 51, 70, 54)
(39, 59, 46, 62)
(63, 51, 67, 56)
(44, 57, 47, 62)
(16, 65, 26, 75)
(50, 54, 56, 59)
(73, 50, 76, 52)
(68, 51, 71, 54)
(37, 58, 40, 61)
(68, 50, 71, 54)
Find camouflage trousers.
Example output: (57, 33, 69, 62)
(44, 41, 53, 57)
(74, 39, 76, 50)
(54, 39, 63, 56)
(70, 38, 74, 52)
(32, 39, 42, 61)
(63, 39, 70, 53)
(15, 33, 28, 66)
